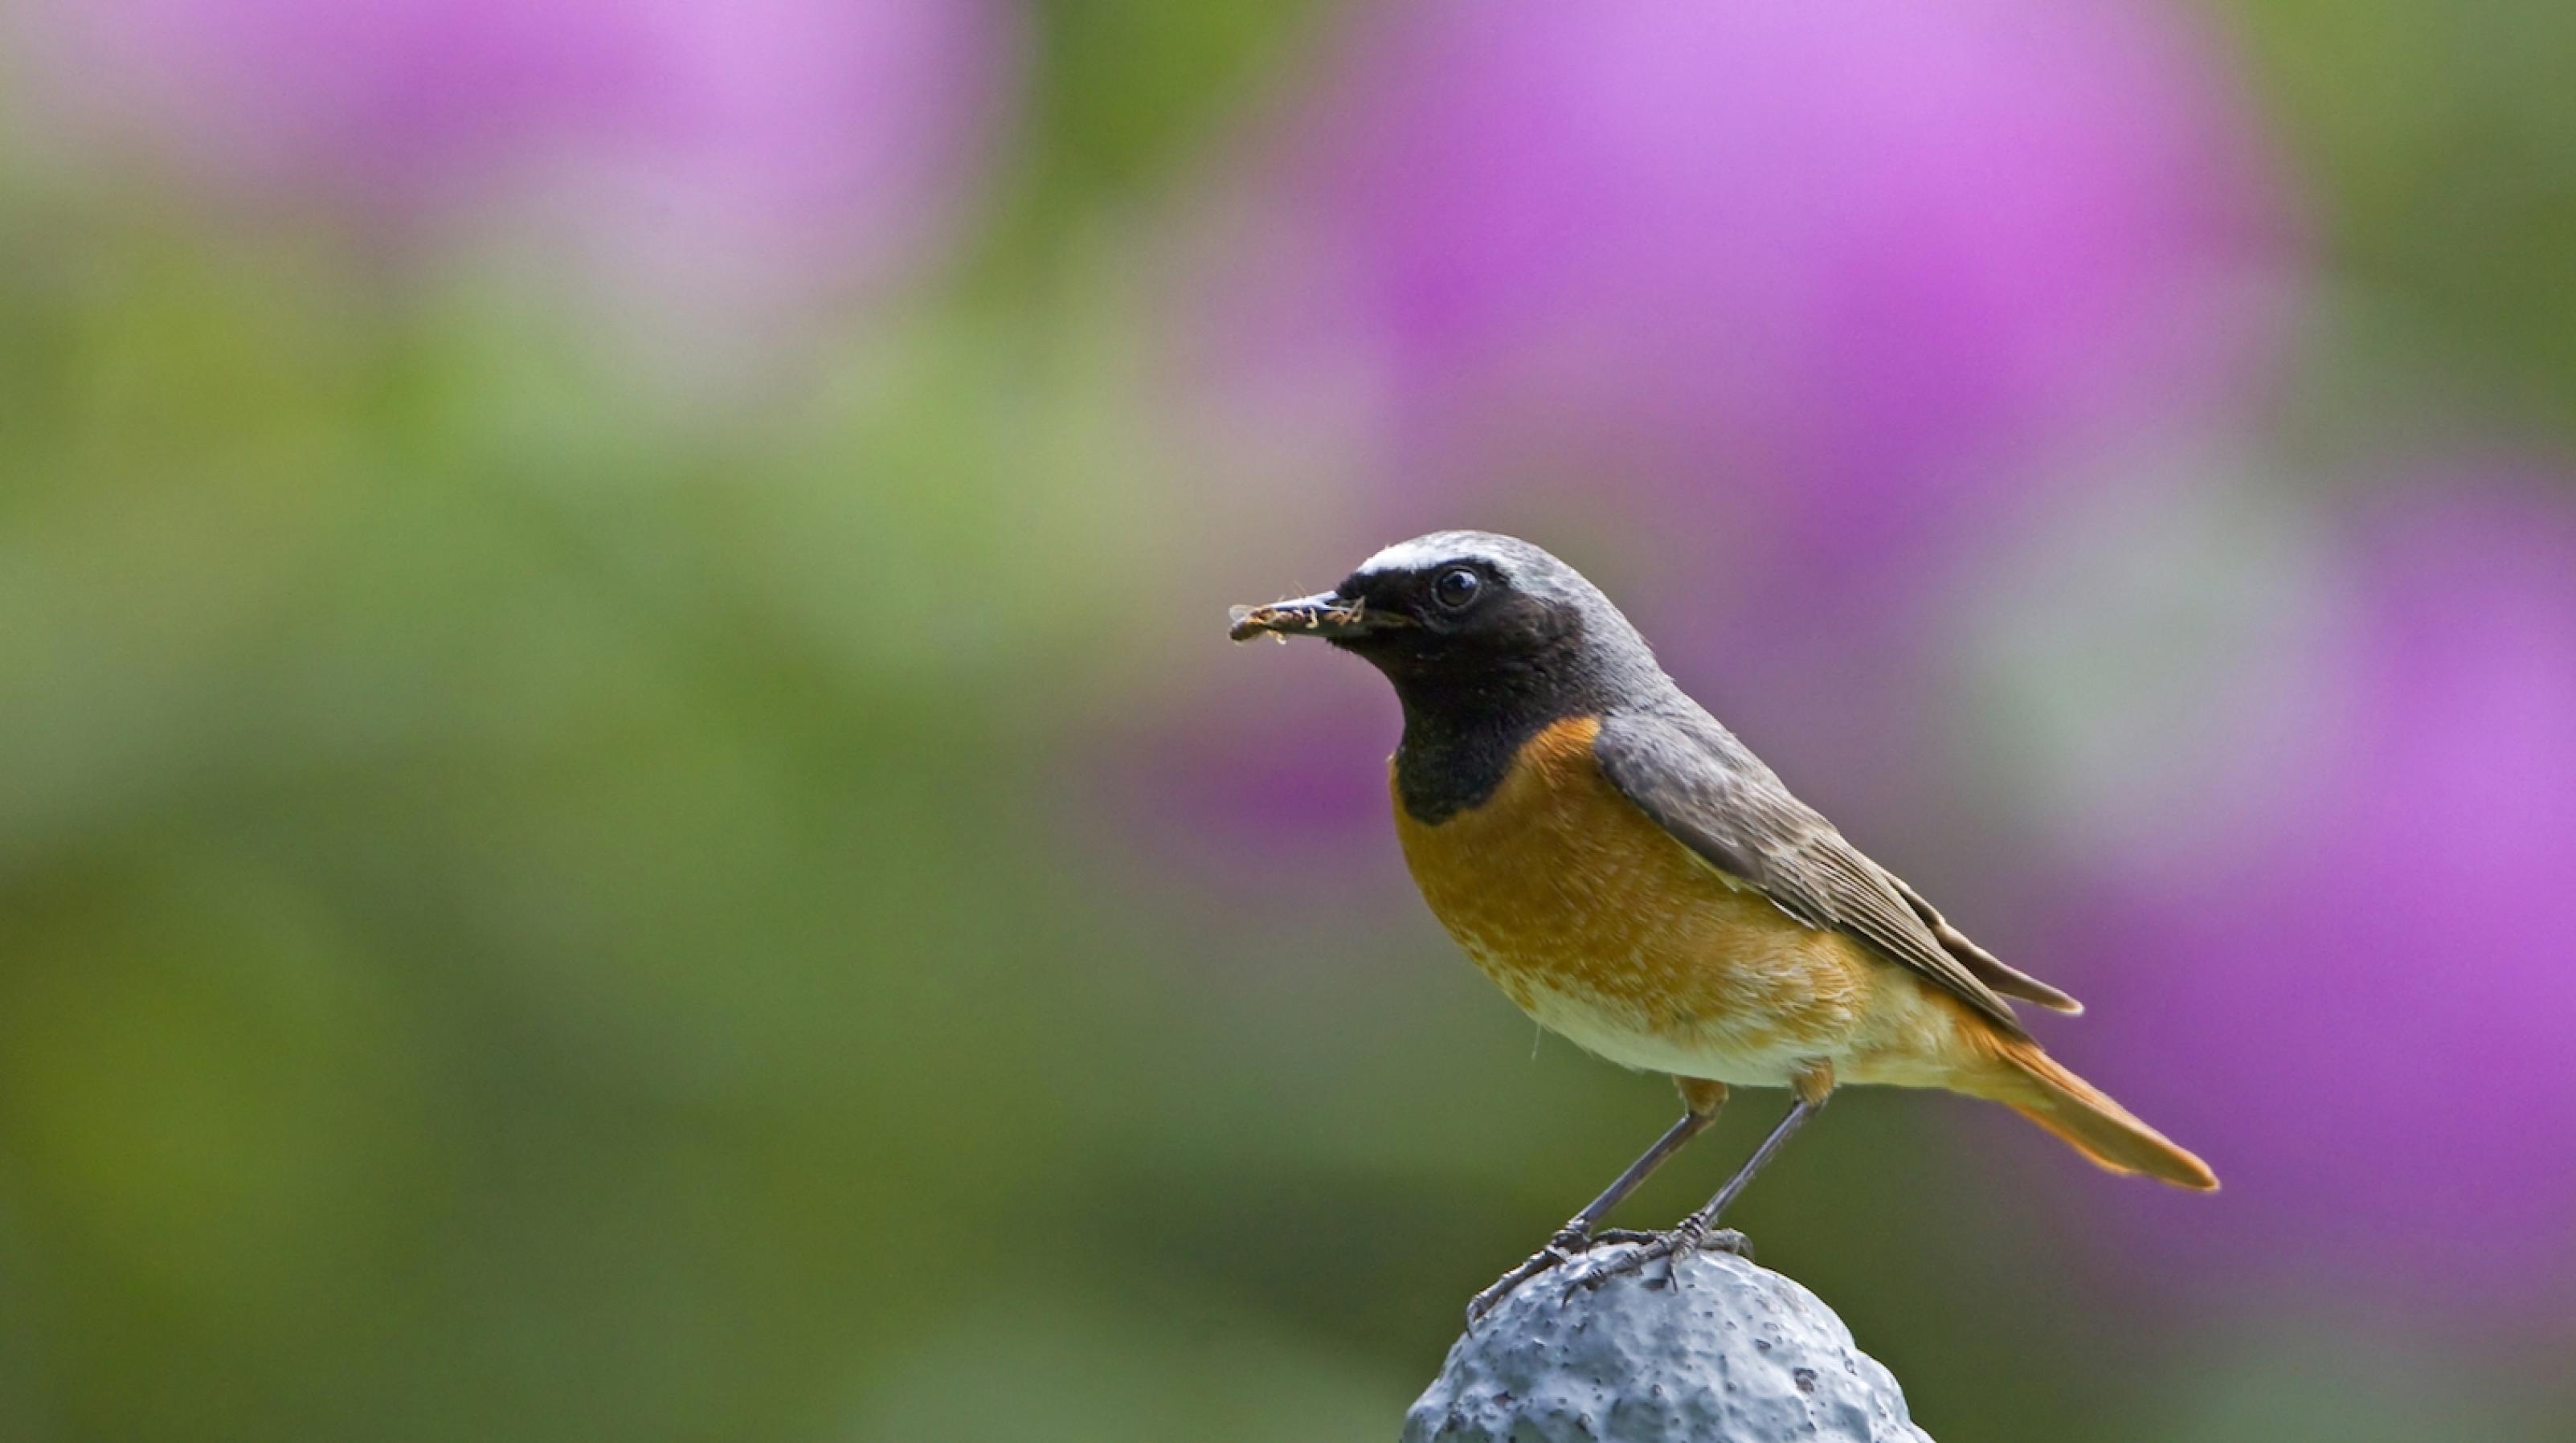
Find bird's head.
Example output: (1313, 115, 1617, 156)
(1230, 531, 1657, 709)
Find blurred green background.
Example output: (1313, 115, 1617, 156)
(2, 1, 2573, 1440)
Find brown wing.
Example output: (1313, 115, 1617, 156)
(1887, 873, 2082, 1014)
(1593, 706, 2031, 1038)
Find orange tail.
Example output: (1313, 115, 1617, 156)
(1981, 1036, 2217, 1191)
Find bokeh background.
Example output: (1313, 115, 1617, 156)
(2, 1, 2572, 1439)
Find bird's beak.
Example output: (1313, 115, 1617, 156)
(1228, 591, 1400, 643)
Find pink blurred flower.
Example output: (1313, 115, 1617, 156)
(1166, 0, 2299, 860)
(1217, 0, 2288, 572)
(2060, 479, 2576, 1302)
(1094, 652, 1412, 924)
(28, 0, 1016, 284)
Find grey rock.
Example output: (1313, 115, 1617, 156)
(1404, 1243, 1934, 1442)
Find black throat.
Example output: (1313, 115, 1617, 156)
(1380, 644, 1605, 825)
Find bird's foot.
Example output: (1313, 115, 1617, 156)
(1562, 1217, 1749, 1298)
(1466, 1223, 1598, 1326)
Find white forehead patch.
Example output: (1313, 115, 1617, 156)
(1354, 534, 1499, 579)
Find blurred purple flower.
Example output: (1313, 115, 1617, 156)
(33, 0, 1016, 281)
(2059, 479, 2576, 1302)
(1164, 0, 2299, 869)
(1095, 657, 1412, 922)
(1217, 0, 2288, 574)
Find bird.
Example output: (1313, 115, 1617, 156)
(1229, 531, 2215, 1323)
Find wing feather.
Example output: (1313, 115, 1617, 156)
(1887, 873, 2083, 1014)
(1593, 707, 2031, 1037)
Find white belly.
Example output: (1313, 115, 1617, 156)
(1508, 971, 1826, 1088)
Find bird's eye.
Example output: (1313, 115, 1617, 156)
(1432, 566, 1482, 610)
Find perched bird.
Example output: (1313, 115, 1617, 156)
(1230, 532, 2215, 1322)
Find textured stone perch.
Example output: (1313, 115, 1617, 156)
(1405, 1242, 1935, 1442)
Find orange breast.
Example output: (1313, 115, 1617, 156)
(1392, 716, 1878, 1085)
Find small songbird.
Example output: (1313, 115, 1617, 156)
(1230, 531, 2214, 1322)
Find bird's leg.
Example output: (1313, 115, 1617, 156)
(1466, 1080, 1725, 1325)
(1570, 1077, 1830, 1295)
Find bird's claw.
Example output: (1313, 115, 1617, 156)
(1560, 1224, 1750, 1299)
(1466, 1224, 1595, 1326)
